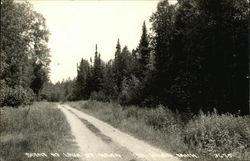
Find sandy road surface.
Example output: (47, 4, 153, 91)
(58, 104, 181, 161)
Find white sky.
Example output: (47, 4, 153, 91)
(29, 0, 176, 83)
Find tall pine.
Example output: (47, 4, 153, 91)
(113, 39, 123, 92)
(137, 21, 150, 79)
(92, 44, 104, 92)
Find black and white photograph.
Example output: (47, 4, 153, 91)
(0, 0, 249, 161)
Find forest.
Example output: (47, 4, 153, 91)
(41, 0, 249, 115)
(1, 0, 250, 159)
(1, 0, 249, 115)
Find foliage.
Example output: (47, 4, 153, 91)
(0, 86, 34, 107)
(92, 45, 104, 92)
(136, 21, 151, 79)
(75, 59, 90, 100)
(38, 0, 248, 116)
(118, 76, 141, 105)
(1, 102, 79, 161)
(149, 0, 249, 114)
(184, 111, 250, 158)
(69, 100, 250, 160)
(90, 91, 107, 102)
(0, 0, 50, 106)
(144, 105, 181, 132)
(41, 79, 75, 102)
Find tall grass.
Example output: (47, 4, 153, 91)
(68, 100, 250, 160)
(184, 111, 250, 159)
(0, 102, 80, 161)
(68, 101, 186, 154)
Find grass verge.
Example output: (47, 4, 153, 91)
(67, 100, 250, 161)
(0, 102, 80, 161)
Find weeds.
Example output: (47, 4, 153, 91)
(0, 102, 79, 161)
(184, 111, 250, 159)
(68, 100, 250, 160)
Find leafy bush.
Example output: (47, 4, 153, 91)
(90, 91, 107, 102)
(0, 80, 7, 106)
(143, 105, 182, 133)
(184, 110, 250, 156)
(118, 76, 141, 105)
(0, 86, 34, 107)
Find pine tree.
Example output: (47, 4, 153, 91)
(75, 58, 90, 99)
(114, 39, 121, 61)
(137, 21, 150, 78)
(102, 60, 118, 100)
(92, 44, 104, 92)
(113, 39, 123, 92)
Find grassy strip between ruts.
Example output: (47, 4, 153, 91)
(0, 102, 80, 161)
(67, 100, 250, 161)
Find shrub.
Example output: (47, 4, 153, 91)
(184, 110, 250, 156)
(143, 105, 182, 133)
(0, 80, 7, 106)
(1, 86, 34, 107)
(118, 76, 141, 105)
(90, 91, 107, 102)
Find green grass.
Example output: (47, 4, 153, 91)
(68, 100, 250, 161)
(0, 102, 80, 161)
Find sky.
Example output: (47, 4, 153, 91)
(29, 0, 175, 83)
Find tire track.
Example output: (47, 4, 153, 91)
(63, 104, 181, 161)
(66, 108, 141, 161)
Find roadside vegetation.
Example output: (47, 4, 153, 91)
(0, 102, 80, 161)
(68, 101, 250, 160)
(1, 0, 50, 107)
(1, 0, 249, 160)
(45, 0, 249, 116)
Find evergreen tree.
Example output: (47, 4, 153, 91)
(102, 60, 118, 100)
(75, 59, 90, 99)
(113, 39, 123, 92)
(114, 39, 121, 61)
(149, 0, 249, 114)
(92, 44, 104, 92)
(137, 21, 150, 78)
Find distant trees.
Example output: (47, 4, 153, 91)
(39, 0, 248, 115)
(41, 79, 74, 102)
(0, 0, 50, 106)
(71, 0, 248, 114)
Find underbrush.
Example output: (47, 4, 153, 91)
(68, 100, 250, 160)
(184, 111, 250, 159)
(0, 102, 79, 161)
(0, 85, 35, 107)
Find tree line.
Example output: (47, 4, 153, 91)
(3, 0, 248, 115)
(43, 0, 248, 115)
(49, 0, 248, 115)
(0, 0, 50, 106)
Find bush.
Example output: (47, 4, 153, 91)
(118, 76, 142, 105)
(143, 105, 182, 133)
(0, 81, 7, 106)
(0, 86, 34, 107)
(90, 91, 107, 102)
(184, 110, 250, 156)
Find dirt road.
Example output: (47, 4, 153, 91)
(58, 104, 181, 161)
